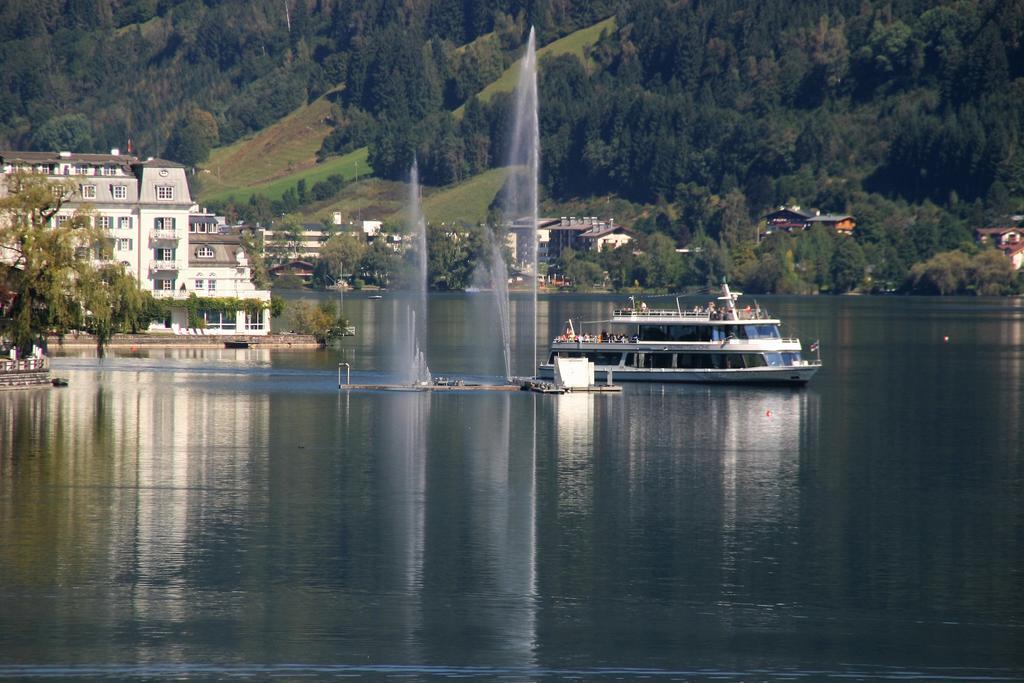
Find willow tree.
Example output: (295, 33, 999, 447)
(0, 171, 104, 354)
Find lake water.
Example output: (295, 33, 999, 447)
(1, 292, 1022, 680)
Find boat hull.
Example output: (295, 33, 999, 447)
(537, 363, 819, 385)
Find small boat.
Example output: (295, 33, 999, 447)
(538, 282, 821, 385)
(368, 294, 383, 299)
(51, 377, 69, 387)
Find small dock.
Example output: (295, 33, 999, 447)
(520, 379, 623, 394)
(338, 379, 621, 394)
(340, 383, 522, 392)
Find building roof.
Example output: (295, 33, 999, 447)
(578, 225, 634, 239)
(975, 226, 1021, 235)
(763, 208, 811, 220)
(0, 150, 137, 165)
(132, 157, 185, 169)
(188, 233, 246, 267)
(806, 214, 854, 223)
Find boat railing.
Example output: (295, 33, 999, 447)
(612, 308, 771, 321)
(551, 335, 803, 345)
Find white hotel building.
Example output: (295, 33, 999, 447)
(0, 150, 271, 335)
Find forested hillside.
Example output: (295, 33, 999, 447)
(2, 0, 1023, 294)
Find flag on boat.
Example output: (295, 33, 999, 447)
(809, 340, 819, 352)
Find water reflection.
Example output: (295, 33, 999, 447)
(0, 361, 271, 664)
(3, 293, 1022, 677)
(419, 392, 538, 665)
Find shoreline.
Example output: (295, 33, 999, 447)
(47, 332, 321, 350)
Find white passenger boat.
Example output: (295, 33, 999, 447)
(538, 283, 821, 384)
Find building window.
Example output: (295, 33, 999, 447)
(101, 165, 117, 176)
(155, 248, 174, 261)
(196, 246, 214, 258)
(155, 185, 174, 201)
(200, 309, 235, 330)
(111, 185, 127, 199)
(116, 238, 133, 251)
(80, 184, 96, 199)
(195, 278, 205, 290)
(155, 217, 176, 231)
(154, 279, 174, 291)
(97, 216, 112, 229)
(55, 215, 69, 226)
(245, 310, 265, 331)
(207, 278, 216, 291)
(118, 216, 132, 230)
(74, 164, 90, 175)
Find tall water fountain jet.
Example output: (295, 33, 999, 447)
(397, 157, 431, 386)
(494, 27, 539, 379)
(487, 231, 512, 381)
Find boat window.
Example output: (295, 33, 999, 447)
(677, 353, 715, 369)
(639, 325, 670, 341)
(782, 352, 802, 365)
(763, 352, 783, 366)
(744, 324, 781, 339)
(650, 353, 674, 368)
(743, 354, 767, 367)
(718, 354, 744, 369)
(711, 326, 728, 341)
(661, 325, 707, 341)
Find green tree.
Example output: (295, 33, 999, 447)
(291, 299, 350, 344)
(907, 250, 970, 295)
(0, 172, 103, 354)
(644, 233, 683, 289)
(830, 237, 867, 293)
(30, 114, 93, 151)
(319, 233, 367, 283)
(80, 264, 154, 356)
(360, 241, 399, 287)
(164, 108, 219, 166)
(967, 250, 1015, 296)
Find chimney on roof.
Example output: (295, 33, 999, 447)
(59, 151, 71, 158)
(110, 148, 120, 156)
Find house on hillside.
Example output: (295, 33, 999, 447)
(762, 207, 856, 235)
(975, 226, 1022, 248)
(508, 216, 633, 269)
(0, 149, 271, 335)
(576, 221, 635, 252)
(763, 207, 811, 233)
(807, 213, 856, 234)
(975, 226, 1024, 270)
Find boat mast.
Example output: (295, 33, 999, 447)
(719, 280, 740, 321)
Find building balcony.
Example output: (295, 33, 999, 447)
(150, 229, 179, 242)
(151, 290, 188, 300)
(149, 261, 179, 273)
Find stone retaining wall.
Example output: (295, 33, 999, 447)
(48, 333, 321, 349)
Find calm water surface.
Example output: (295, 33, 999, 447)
(1, 293, 1022, 680)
